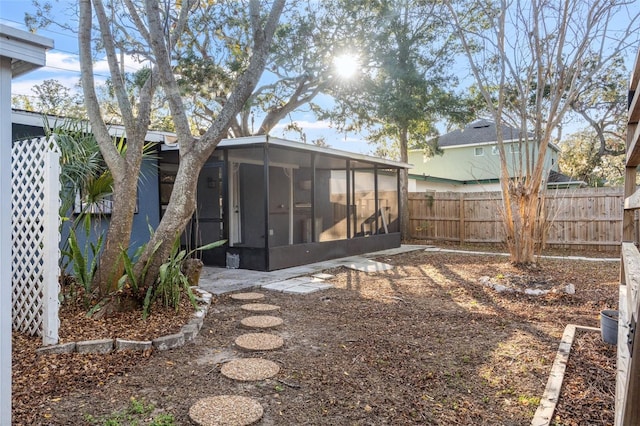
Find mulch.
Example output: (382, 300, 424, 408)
(12, 248, 620, 425)
(553, 330, 616, 425)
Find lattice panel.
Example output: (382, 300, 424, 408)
(11, 137, 61, 344)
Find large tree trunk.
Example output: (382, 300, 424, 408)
(129, 0, 285, 293)
(79, 0, 150, 300)
(91, 173, 140, 297)
(132, 149, 208, 296)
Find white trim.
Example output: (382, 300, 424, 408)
(166, 135, 412, 169)
(0, 24, 54, 78)
(409, 137, 523, 152)
(288, 168, 294, 245)
(11, 109, 176, 143)
(13, 110, 412, 169)
(42, 146, 60, 346)
(0, 55, 12, 426)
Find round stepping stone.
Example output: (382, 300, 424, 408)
(240, 315, 283, 329)
(189, 395, 263, 426)
(230, 292, 265, 301)
(240, 303, 280, 313)
(221, 358, 280, 381)
(235, 333, 284, 351)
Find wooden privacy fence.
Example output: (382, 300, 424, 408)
(408, 186, 624, 251)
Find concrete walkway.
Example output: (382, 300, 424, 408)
(197, 245, 426, 295)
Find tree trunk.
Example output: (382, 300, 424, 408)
(79, 0, 148, 300)
(399, 127, 411, 241)
(81, 0, 285, 313)
(132, 150, 207, 296)
(501, 179, 545, 265)
(91, 176, 139, 297)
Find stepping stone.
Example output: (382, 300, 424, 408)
(240, 315, 283, 329)
(241, 303, 280, 313)
(312, 273, 335, 280)
(345, 260, 393, 272)
(230, 292, 265, 301)
(235, 333, 284, 351)
(189, 395, 263, 426)
(221, 358, 280, 381)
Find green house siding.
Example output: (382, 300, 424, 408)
(409, 141, 558, 182)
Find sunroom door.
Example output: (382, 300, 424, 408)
(193, 162, 224, 264)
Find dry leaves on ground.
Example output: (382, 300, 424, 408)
(13, 248, 619, 425)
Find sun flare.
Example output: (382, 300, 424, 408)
(333, 53, 360, 79)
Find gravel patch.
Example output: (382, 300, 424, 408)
(220, 358, 280, 381)
(240, 303, 280, 312)
(235, 332, 284, 351)
(240, 315, 283, 329)
(230, 292, 265, 301)
(189, 395, 263, 426)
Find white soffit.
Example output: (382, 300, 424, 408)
(0, 24, 54, 78)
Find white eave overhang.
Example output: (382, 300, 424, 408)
(164, 135, 413, 169)
(0, 24, 54, 77)
(11, 109, 177, 143)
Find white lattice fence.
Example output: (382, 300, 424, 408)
(11, 136, 61, 345)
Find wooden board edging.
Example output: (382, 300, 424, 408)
(531, 324, 601, 426)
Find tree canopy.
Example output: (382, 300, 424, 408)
(174, 0, 354, 137)
(559, 129, 625, 186)
(12, 79, 85, 118)
(321, 0, 478, 237)
(559, 54, 628, 187)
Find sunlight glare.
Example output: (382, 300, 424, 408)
(333, 53, 359, 79)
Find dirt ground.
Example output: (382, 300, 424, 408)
(13, 248, 619, 425)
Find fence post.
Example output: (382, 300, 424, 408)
(459, 193, 465, 244)
(0, 55, 12, 426)
(42, 144, 60, 345)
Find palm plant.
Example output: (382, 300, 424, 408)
(44, 116, 157, 306)
(44, 117, 104, 219)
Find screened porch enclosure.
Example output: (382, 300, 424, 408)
(160, 137, 405, 271)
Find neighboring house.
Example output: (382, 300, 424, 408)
(408, 119, 584, 192)
(12, 109, 409, 271)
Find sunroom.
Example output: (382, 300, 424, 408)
(160, 136, 408, 271)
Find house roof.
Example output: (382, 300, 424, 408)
(12, 108, 183, 143)
(165, 136, 412, 170)
(547, 170, 586, 187)
(12, 109, 411, 170)
(233, 136, 410, 169)
(436, 119, 533, 147)
(0, 24, 54, 78)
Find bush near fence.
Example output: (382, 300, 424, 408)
(408, 186, 625, 252)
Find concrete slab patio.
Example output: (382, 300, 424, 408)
(197, 245, 426, 295)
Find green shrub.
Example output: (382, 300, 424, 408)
(145, 238, 225, 319)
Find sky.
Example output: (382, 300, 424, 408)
(0, 0, 375, 155)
